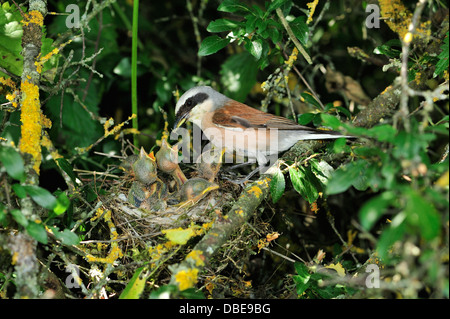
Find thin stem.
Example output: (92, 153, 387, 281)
(276, 7, 312, 65)
(131, 0, 139, 148)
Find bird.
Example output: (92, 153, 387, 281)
(167, 177, 219, 207)
(155, 139, 188, 187)
(173, 86, 351, 171)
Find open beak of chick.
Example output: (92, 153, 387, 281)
(130, 147, 157, 185)
(155, 139, 188, 186)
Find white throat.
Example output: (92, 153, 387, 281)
(189, 99, 216, 128)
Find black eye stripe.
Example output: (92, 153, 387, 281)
(175, 92, 209, 121)
(187, 93, 208, 108)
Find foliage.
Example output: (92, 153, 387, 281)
(0, 0, 449, 300)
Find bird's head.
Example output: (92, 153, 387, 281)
(174, 86, 229, 129)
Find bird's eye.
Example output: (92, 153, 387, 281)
(186, 99, 192, 107)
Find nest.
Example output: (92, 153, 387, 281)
(110, 188, 234, 241)
(99, 140, 240, 248)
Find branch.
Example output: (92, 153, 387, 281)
(396, 0, 428, 132)
(275, 7, 312, 65)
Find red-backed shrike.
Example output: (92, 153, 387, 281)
(174, 86, 350, 167)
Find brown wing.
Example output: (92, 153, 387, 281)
(212, 100, 321, 132)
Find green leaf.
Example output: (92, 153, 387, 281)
(373, 39, 402, 58)
(11, 209, 28, 227)
(332, 138, 348, 153)
(0, 203, 7, 227)
(366, 124, 397, 142)
(12, 184, 27, 199)
(113, 57, 132, 77)
(335, 106, 351, 119)
(267, 25, 281, 44)
(26, 221, 48, 244)
(270, 167, 285, 204)
(47, 90, 103, 149)
(0, 146, 25, 181)
(217, 0, 251, 14)
(0, 2, 23, 76)
(246, 38, 263, 59)
(22, 185, 58, 210)
(297, 113, 316, 125)
(53, 192, 70, 216)
(251, 4, 265, 18)
(162, 227, 196, 245)
(289, 167, 319, 204)
(301, 92, 321, 109)
(320, 113, 342, 130)
(434, 31, 448, 78)
(207, 19, 242, 33)
(179, 288, 206, 299)
(359, 191, 396, 230)
(120, 267, 148, 299)
(326, 160, 366, 195)
(377, 213, 406, 260)
(289, 16, 309, 46)
(293, 262, 311, 295)
(310, 159, 334, 185)
(220, 51, 258, 102)
(54, 228, 79, 245)
(245, 14, 258, 33)
(150, 284, 182, 299)
(198, 35, 231, 56)
(265, 0, 287, 17)
(56, 158, 78, 185)
(405, 190, 441, 240)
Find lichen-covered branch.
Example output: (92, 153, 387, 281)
(10, 0, 48, 299)
(169, 177, 271, 290)
(7, 233, 39, 298)
(19, 0, 47, 180)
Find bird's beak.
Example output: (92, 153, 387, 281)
(173, 111, 190, 130)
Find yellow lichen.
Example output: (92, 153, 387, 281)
(257, 238, 269, 252)
(186, 250, 205, 267)
(35, 41, 70, 74)
(40, 114, 52, 129)
(379, 0, 431, 41)
(84, 208, 123, 264)
(21, 10, 44, 27)
(306, 0, 319, 24)
(19, 80, 42, 174)
(175, 268, 199, 291)
(11, 252, 18, 265)
(284, 47, 298, 67)
(104, 114, 137, 138)
(414, 72, 422, 86)
(235, 209, 244, 216)
(248, 186, 262, 198)
(256, 177, 270, 187)
(1, 77, 19, 108)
